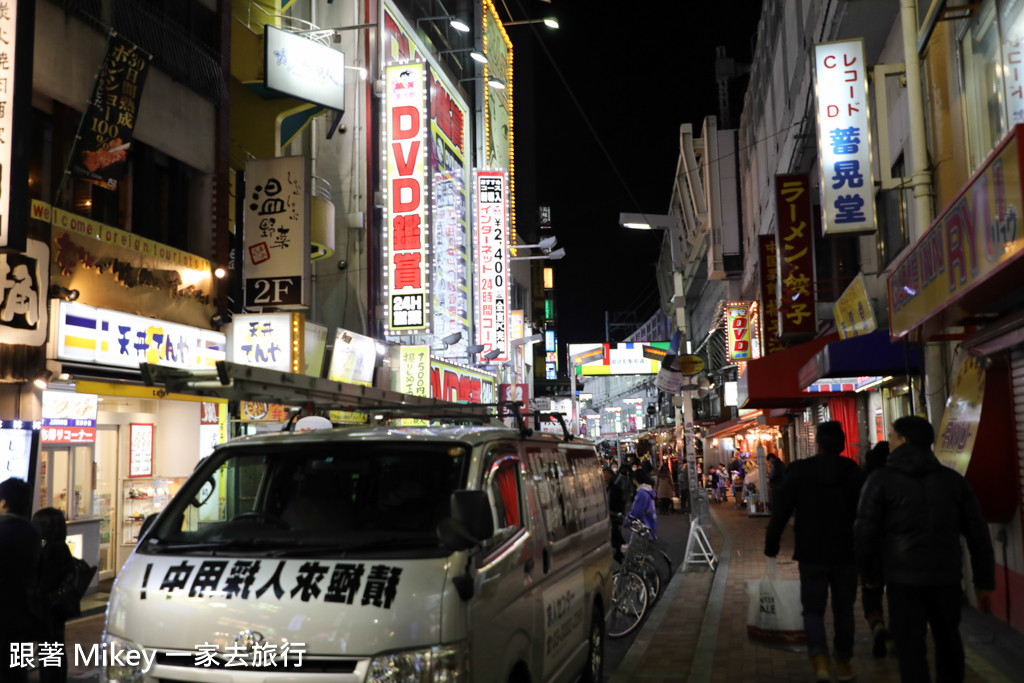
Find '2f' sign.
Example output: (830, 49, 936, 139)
(246, 277, 301, 307)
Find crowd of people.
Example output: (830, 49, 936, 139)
(0, 478, 82, 683)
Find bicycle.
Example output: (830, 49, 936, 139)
(623, 516, 673, 602)
(607, 566, 648, 638)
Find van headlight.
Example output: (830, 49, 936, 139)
(369, 643, 470, 683)
(101, 634, 146, 683)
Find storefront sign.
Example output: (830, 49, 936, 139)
(834, 272, 877, 339)
(243, 156, 311, 310)
(757, 236, 783, 354)
(327, 327, 377, 386)
(41, 391, 97, 444)
(888, 126, 1024, 340)
(55, 301, 226, 371)
(228, 312, 303, 373)
(0, 0, 33, 251)
(510, 310, 525, 380)
(1, 238, 49, 345)
(774, 175, 817, 336)
(727, 302, 755, 362)
(129, 423, 154, 478)
(239, 402, 291, 423)
(382, 61, 431, 333)
(35, 200, 215, 328)
(0, 421, 39, 482)
(304, 321, 328, 377)
(813, 39, 876, 234)
(198, 402, 225, 459)
(482, 0, 514, 214)
(568, 342, 672, 376)
(475, 170, 510, 361)
(498, 383, 530, 413)
(934, 351, 986, 475)
(430, 358, 495, 404)
(71, 34, 150, 190)
(265, 26, 345, 111)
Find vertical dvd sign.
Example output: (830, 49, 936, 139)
(383, 62, 431, 333)
(726, 302, 754, 362)
(474, 170, 510, 362)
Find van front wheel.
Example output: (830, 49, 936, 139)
(582, 608, 604, 683)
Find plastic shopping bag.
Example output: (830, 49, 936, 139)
(746, 557, 806, 650)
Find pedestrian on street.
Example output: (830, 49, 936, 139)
(655, 462, 675, 514)
(855, 416, 994, 683)
(859, 440, 892, 657)
(766, 452, 786, 505)
(677, 463, 691, 514)
(765, 421, 865, 683)
(603, 466, 626, 563)
(0, 477, 42, 683)
(33, 507, 77, 683)
(627, 469, 658, 537)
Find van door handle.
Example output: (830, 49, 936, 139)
(542, 548, 551, 574)
(524, 558, 534, 573)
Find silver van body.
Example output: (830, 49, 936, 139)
(103, 424, 613, 683)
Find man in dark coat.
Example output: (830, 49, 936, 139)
(855, 416, 994, 683)
(765, 422, 865, 683)
(0, 477, 42, 683)
(603, 466, 626, 562)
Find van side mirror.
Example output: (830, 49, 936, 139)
(436, 490, 493, 551)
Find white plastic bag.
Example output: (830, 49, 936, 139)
(746, 557, 806, 650)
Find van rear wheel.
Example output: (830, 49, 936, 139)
(582, 607, 604, 683)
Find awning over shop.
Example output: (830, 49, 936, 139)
(797, 329, 921, 390)
(703, 410, 763, 439)
(738, 333, 838, 409)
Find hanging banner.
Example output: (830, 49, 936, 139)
(774, 174, 817, 337)
(726, 302, 755, 362)
(935, 351, 986, 475)
(430, 358, 495, 404)
(0, 238, 49, 346)
(327, 327, 377, 386)
(243, 156, 311, 310)
(757, 236, 783, 354)
(228, 312, 304, 374)
(71, 34, 151, 190)
(833, 272, 877, 339)
(382, 61, 431, 333)
(0, 0, 34, 251)
(475, 170, 510, 362)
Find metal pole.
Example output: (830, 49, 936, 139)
(682, 389, 709, 528)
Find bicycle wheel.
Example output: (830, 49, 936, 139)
(607, 570, 648, 638)
(635, 556, 661, 602)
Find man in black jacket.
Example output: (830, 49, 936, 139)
(0, 477, 41, 683)
(765, 421, 865, 683)
(855, 415, 994, 683)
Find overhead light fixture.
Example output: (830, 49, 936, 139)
(467, 344, 486, 355)
(33, 370, 53, 391)
(505, 17, 560, 29)
(482, 349, 502, 361)
(509, 247, 565, 261)
(440, 47, 487, 63)
(517, 236, 557, 252)
(416, 14, 471, 33)
(213, 267, 227, 279)
(48, 285, 80, 302)
(441, 332, 462, 347)
(460, 76, 506, 90)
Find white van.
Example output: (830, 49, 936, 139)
(102, 417, 613, 683)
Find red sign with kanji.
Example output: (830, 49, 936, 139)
(758, 236, 784, 354)
(774, 174, 817, 337)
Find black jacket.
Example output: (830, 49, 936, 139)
(855, 442, 995, 589)
(0, 514, 42, 642)
(764, 451, 865, 564)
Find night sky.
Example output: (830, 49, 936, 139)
(510, 1, 764, 346)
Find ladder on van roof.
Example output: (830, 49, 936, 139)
(138, 361, 579, 442)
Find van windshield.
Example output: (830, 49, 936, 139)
(141, 440, 469, 558)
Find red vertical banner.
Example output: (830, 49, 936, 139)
(774, 174, 817, 337)
(757, 236, 783, 354)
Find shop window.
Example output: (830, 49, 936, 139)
(959, 0, 1024, 171)
(876, 155, 910, 268)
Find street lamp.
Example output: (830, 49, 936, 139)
(505, 17, 560, 29)
(509, 247, 565, 261)
(515, 235, 558, 252)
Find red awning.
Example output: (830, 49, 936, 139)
(738, 333, 839, 409)
(703, 410, 764, 439)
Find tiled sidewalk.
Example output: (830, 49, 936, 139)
(615, 501, 1022, 682)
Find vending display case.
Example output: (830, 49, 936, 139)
(121, 477, 185, 545)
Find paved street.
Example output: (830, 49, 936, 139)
(61, 494, 1024, 683)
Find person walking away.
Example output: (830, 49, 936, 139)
(677, 463, 691, 514)
(603, 466, 627, 563)
(33, 507, 78, 683)
(732, 469, 745, 509)
(655, 463, 675, 514)
(718, 463, 730, 503)
(855, 416, 994, 683)
(765, 422, 865, 682)
(627, 469, 658, 537)
(859, 441, 892, 657)
(766, 453, 786, 506)
(0, 477, 42, 683)
(708, 467, 721, 503)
